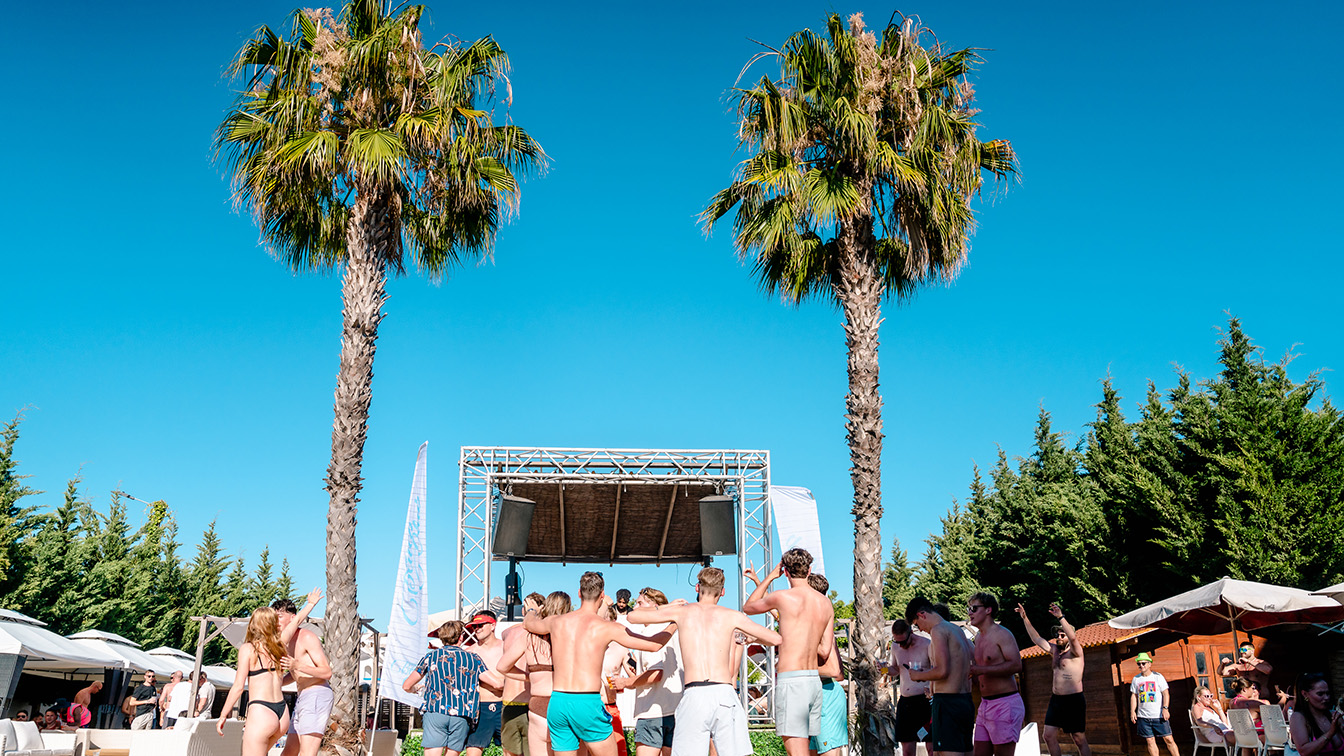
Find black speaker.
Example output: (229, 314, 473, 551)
(492, 495, 536, 557)
(699, 495, 737, 556)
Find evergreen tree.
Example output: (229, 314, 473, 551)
(881, 538, 915, 620)
(0, 415, 41, 596)
(276, 558, 295, 605)
(251, 547, 277, 606)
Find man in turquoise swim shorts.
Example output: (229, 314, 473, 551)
(806, 574, 847, 756)
(524, 572, 676, 756)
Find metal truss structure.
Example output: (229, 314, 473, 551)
(456, 446, 775, 720)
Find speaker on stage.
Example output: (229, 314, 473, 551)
(492, 495, 536, 557)
(699, 495, 737, 556)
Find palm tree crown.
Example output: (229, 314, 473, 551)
(704, 12, 1015, 303)
(218, 0, 546, 278)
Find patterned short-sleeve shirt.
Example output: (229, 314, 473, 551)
(415, 646, 487, 718)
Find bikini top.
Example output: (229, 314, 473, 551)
(248, 652, 279, 676)
(526, 632, 553, 671)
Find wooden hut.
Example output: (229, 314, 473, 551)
(1019, 622, 1342, 756)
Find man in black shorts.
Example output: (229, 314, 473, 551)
(1018, 603, 1091, 756)
(890, 619, 932, 756)
(905, 597, 973, 756)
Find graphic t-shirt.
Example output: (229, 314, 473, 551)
(1131, 672, 1169, 719)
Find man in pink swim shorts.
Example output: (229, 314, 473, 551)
(967, 592, 1025, 756)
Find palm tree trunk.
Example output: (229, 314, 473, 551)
(322, 191, 389, 755)
(837, 216, 893, 756)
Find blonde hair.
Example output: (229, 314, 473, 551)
(640, 588, 668, 606)
(542, 591, 572, 618)
(245, 607, 286, 669)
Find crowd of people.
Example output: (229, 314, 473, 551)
(18, 557, 1340, 756)
(398, 548, 838, 756)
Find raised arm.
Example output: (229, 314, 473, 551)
(1050, 603, 1082, 657)
(627, 603, 685, 627)
(522, 612, 554, 636)
(1016, 604, 1051, 653)
(744, 566, 781, 621)
(614, 624, 676, 652)
(282, 587, 323, 645)
(742, 561, 783, 615)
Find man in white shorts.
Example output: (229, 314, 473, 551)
(275, 594, 334, 756)
(627, 567, 780, 756)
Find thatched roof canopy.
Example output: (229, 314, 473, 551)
(504, 482, 716, 564)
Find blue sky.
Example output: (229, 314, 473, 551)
(3, 1, 1342, 628)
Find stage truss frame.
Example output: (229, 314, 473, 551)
(455, 446, 774, 720)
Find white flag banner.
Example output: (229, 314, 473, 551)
(769, 485, 826, 577)
(379, 442, 429, 707)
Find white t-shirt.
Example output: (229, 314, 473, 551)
(632, 624, 683, 720)
(167, 681, 193, 718)
(1131, 672, 1169, 719)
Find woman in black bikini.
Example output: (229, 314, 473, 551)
(217, 589, 321, 754)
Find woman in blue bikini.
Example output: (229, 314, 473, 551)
(217, 588, 321, 754)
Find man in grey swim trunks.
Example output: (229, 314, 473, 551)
(743, 549, 835, 756)
(275, 594, 334, 756)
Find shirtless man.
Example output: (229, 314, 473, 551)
(1018, 603, 1090, 756)
(890, 619, 933, 756)
(906, 596, 973, 756)
(806, 574, 846, 756)
(967, 592, 1023, 756)
(465, 611, 506, 756)
(626, 567, 781, 756)
(523, 573, 675, 756)
(498, 594, 542, 756)
(274, 589, 333, 756)
(742, 548, 835, 756)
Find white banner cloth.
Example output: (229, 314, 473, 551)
(379, 442, 430, 707)
(769, 486, 825, 577)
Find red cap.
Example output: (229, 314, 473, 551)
(465, 613, 497, 628)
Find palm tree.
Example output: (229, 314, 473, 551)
(703, 12, 1015, 747)
(216, 1, 545, 749)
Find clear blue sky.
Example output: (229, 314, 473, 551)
(3, 1, 1341, 628)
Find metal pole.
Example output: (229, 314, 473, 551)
(456, 447, 467, 619)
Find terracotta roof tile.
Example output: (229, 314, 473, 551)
(1020, 621, 1153, 659)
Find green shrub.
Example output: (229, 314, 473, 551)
(749, 729, 786, 756)
(400, 731, 421, 756)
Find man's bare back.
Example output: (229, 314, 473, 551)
(742, 561, 833, 673)
(524, 599, 671, 692)
(921, 620, 972, 694)
(628, 602, 780, 683)
(498, 624, 531, 703)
